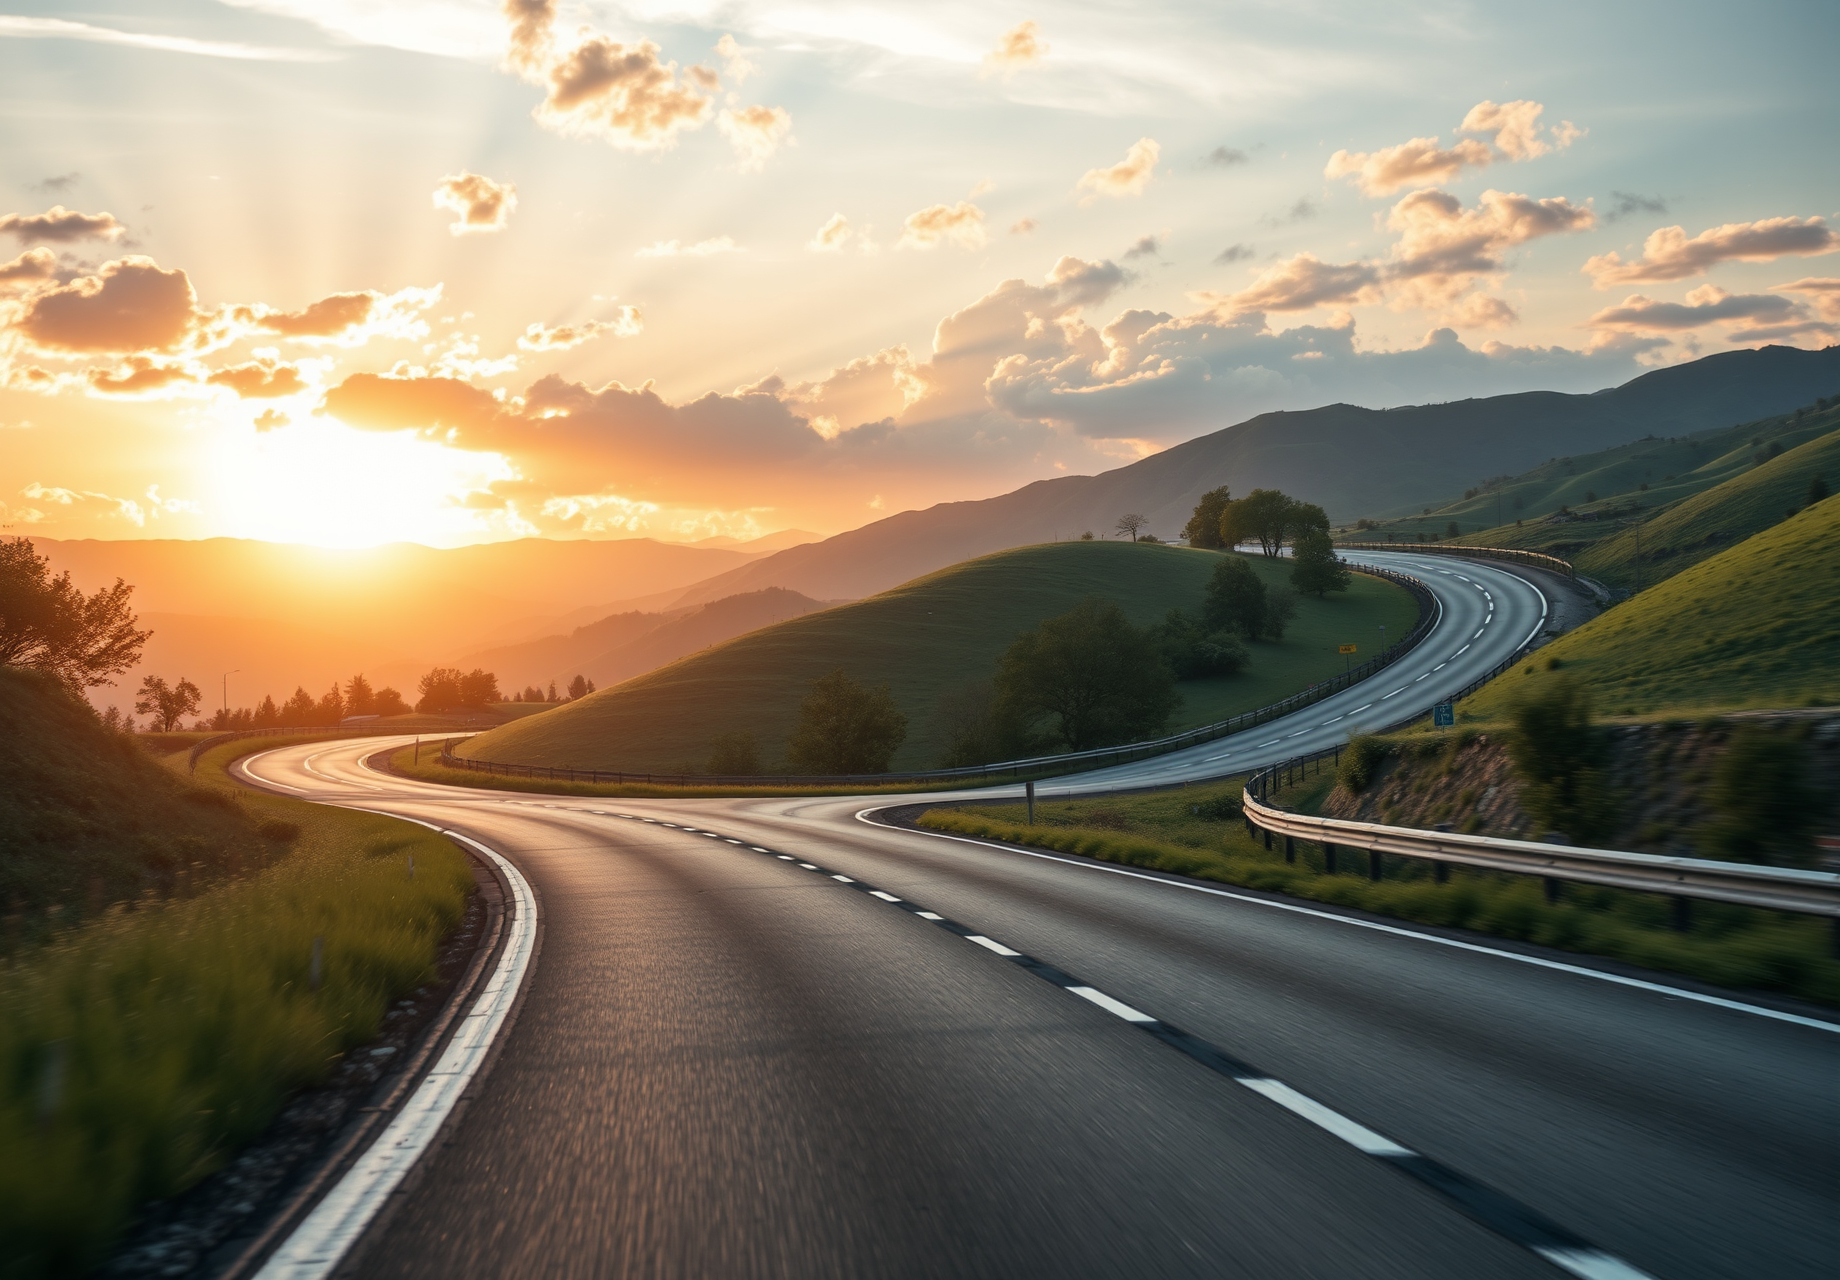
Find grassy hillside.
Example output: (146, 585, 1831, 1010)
(1461, 494, 1840, 719)
(581, 588, 829, 689)
(458, 542, 1419, 773)
(1341, 399, 1838, 552)
(1573, 427, 1839, 590)
(0, 669, 270, 935)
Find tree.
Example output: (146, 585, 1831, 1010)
(314, 683, 345, 726)
(1445, 520, 1461, 539)
(1115, 513, 1147, 542)
(567, 674, 590, 700)
(344, 673, 375, 716)
(373, 686, 410, 717)
(1290, 529, 1350, 597)
(1182, 487, 1232, 549)
(1809, 475, 1830, 506)
(134, 674, 201, 732)
(1203, 556, 1267, 640)
(253, 695, 281, 728)
(546, 680, 559, 702)
(707, 730, 761, 776)
(994, 598, 1179, 753)
(1263, 584, 1298, 640)
(459, 669, 500, 706)
(1078, 531, 1094, 541)
(786, 668, 908, 774)
(0, 537, 151, 691)
(1149, 609, 1248, 679)
(417, 668, 498, 712)
(281, 686, 315, 725)
(1220, 489, 1329, 557)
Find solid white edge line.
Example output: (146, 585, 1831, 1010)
(1066, 985, 1157, 1022)
(1238, 1078, 1414, 1156)
(1534, 1247, 1660, 1280)
(857, 814, 1840, 1035)
(253, 824, 538, 1280)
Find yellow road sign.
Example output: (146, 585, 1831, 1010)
(1338, 644, 1357, 654)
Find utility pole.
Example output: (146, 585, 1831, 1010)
(222, 669, 239, 716)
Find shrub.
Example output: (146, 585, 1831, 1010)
(1697, 727, 1815, 865)
(1506, 674, 1617, 844)
(1337, 735, 1391, 793)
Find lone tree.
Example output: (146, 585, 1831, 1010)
(994, 598, 1179, 752)
(786, 668, 908, 774)
(1203, 557, 1267, 639)
(1115, 513, 1148, 542)
(1808, 474, 1830, 507)
(135, 674, 201, 732)
(1290, 529, 1351, 597)
(0, 537, 150, 691)
(344, 673, 375, 716)
(1181, 487, 1232, 548)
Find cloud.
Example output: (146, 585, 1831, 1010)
(251, 284, 442, 346)
(517, 311, 641, 350)
(31, 173, 79, 193)
(0, 247, 57, 286)
(1124, 234, 1161, 260)
(899, 202, 987, 250)
(983, 21, 1047, 76)
(1214, 243, 1255, 265)
(1325, 137, 1493, 197)
(635, 236, 739, 258)
(1459, 99, 1581, 160)
(1259, 197, 1317, 227)
(0, 15, 336, 62)
(1775, 277, 1840, 323)
(717, 104, 793, 171)
(1009, 217, 1037, 236)
(1442, 293, 1519, 330)
(808, 214, 855, 252)
(0, 205, 125, 243)
(1202, 254, 1382, 316)
(715, 33, 753, 83)
(206, 357, 309, 398)
(1077, 138, 1160, 202)
(253, 409, 290, 431)
(1586, 285, 1802, 332)
(1384, 187, 1594, 306)
(84, 356, 203, 399)
(1206, 146, 1249, 168)
(1604, 191, 1667, 223)
(432, 172, 517, 235)
(1584, 216, 1840, 287)
(11, 256, 202, 354)
(17, 481, 197, 527)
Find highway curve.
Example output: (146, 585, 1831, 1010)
(236, 553, 1838, 1280)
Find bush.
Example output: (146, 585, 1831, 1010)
(786, 669, 907, 774)
(1337, 735, 1391, 793)
(1194, 794, 1243, 821)
(1698, 727, 1815, 865)
(1506, 674, 1617, 844)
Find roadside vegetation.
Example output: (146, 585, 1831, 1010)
(919, 774, 1840, 1008)
(456, 540, 1415, 776)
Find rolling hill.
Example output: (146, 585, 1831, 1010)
(1461, 493, 1840, 719)
(455, 542, 1419, 774)
(659, 345, 1840, 610)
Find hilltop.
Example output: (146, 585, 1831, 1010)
(456, 542, 1418, 774)
(660, 344, 1840, 609)
(1461, 493, 1839, 719)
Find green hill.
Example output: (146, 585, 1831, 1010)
(457, 542, 1419, 773)
(0, 669, 269, 935)
(1573, 427, 1839, 590)
(1461, 494, 1840, 720)
(1339, 397, 1839, 553)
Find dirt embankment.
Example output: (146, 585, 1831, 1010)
(1321, 710, 1840, 856)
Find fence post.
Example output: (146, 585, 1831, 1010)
(1369, 849, 1382, 881)
(1324, 843, 1337, 874)
(1026, 779, 1035, 826)
(1283, 834, 1295, 864)
(1263, 827, 1272, 851)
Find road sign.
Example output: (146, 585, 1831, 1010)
(1338, 643, 1357, 654)
(1432, 702, 1455, 727)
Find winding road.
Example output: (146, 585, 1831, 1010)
(235, 552, 1837, 1280)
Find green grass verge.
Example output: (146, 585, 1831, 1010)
(1460, 494, 1840, 720)
(457, 541, 1418, 774)
(920, 786, 1840, 1008)
(0, 735, 474, 1278)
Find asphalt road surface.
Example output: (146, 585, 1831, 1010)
(237, 553, 1838, 1280)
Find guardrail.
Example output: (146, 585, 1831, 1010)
(1336, 542, 1576, 580)
(439, 565, 1442, 790)
(1239, 748, 1840, 936)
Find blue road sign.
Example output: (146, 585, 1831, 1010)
(1432, 702, 1455, 727)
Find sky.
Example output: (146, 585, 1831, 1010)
(1, 0, 1836, 548)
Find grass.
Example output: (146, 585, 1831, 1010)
(1342, 401, 1839, 553)
(1573, 426, 1840, 590)
(920, 781, 1840, 1008)
(1459, 494, 1840, 720)
(457, 541, 1419, 774)
(0, 719, 473, 1278)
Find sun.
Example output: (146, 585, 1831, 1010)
(203, 414, 515, 548)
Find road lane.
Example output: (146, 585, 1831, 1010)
(231, 555, 1837, 1279)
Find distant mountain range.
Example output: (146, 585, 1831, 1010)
(660, 345, 1840, 608)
